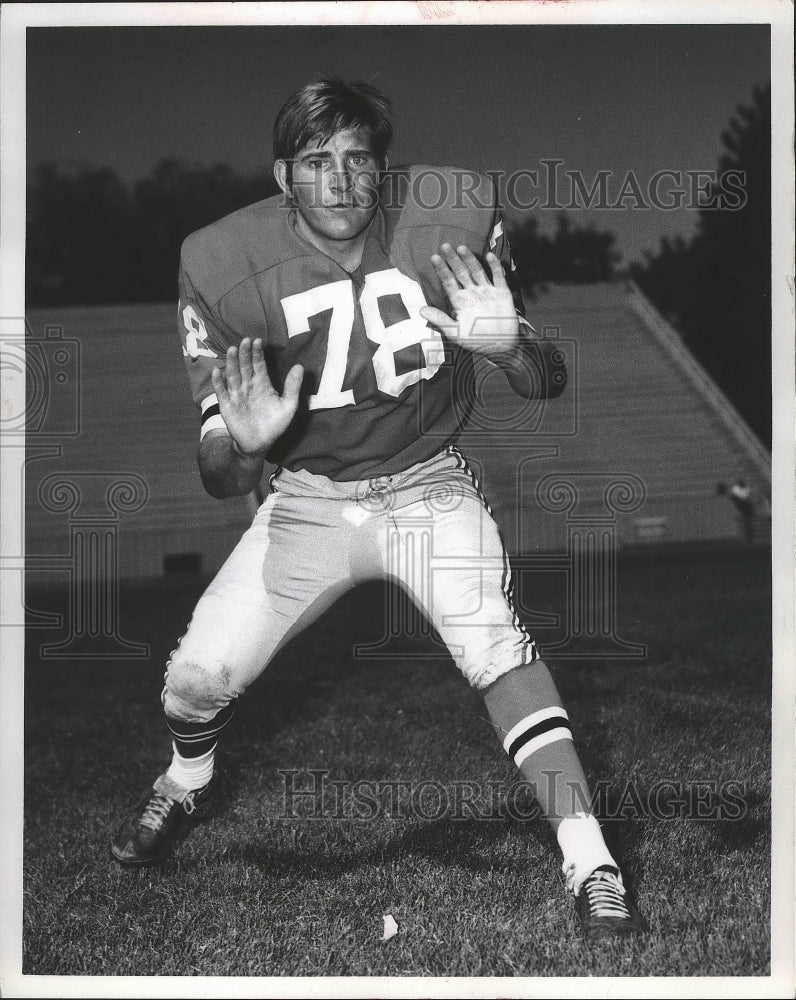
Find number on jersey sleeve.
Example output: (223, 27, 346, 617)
(178, 264, 235, 438)
(181, 303, 219, 360)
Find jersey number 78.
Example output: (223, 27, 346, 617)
(280, 268, 444, 410)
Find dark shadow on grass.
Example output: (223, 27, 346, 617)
(700, 785, 770, 855)
(25, 580, 462, 752)
(173, 813, 558, 881)
(579, 781, 771, 898)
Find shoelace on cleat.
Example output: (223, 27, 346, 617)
(582, 872, 631, 920)
(137, 793, 176, 832)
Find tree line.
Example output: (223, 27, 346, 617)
(630, 84, 770, 447)
(26, 160, 280, 306)
(26, 85, 770, 445)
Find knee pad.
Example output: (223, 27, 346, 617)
(458, 628, 537, 690)
(161, 647, 236, 723)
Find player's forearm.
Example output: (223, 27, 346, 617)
(490, 335, 568, 400)
(198, 435, 266, 499)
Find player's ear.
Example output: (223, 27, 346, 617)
(274, 159, 291, 199)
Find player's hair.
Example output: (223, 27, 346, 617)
(273, 77, 393, 167)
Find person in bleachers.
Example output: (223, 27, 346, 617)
(717, 478, 756, 543)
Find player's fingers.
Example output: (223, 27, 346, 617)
(225, 345, 241, 391)
(429, 253, 462, 300)
(251, 338, 268, 377)
(486, 251, 509, 289)
(280, 363, 304, 409)
(210, 365, 229, 404)
(238, 337, 254, 381)
(456, 245, 489, 285)
(420, 305, 457, 333)
(440, 243, 474, 287)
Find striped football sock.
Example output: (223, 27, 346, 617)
(483, 661, 618, 884)
(162, 702, 235, 791)
(166, 702, 235, 758)
(483, 661, 593, 827)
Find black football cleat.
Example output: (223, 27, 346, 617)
(574, 866, 649, 942)
(111, 770, 221, 867)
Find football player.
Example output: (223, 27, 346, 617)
(111, 78, 647, 942)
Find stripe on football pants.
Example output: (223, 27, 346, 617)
(200, 393, 227, 439)
(446, 445, 537, 664)
(517, 312, 537, 335)
(503, 707, 572, 767)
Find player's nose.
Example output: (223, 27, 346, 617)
(329, 165, 354, 194)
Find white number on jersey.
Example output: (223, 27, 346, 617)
(281, 279, 356, 410)
(360, 268, 444, 396)
(279, 269, 443, 410)
(181, 304, 218, 359)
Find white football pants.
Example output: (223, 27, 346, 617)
(162, 446, 535, 723)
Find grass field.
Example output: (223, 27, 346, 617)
(22, 545, 771, 979)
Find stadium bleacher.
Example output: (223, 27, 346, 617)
(25, 282, 771, 583)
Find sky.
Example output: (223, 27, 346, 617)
(26, 20, 771, 264)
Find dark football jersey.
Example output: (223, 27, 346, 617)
(178, 164, 527, 481)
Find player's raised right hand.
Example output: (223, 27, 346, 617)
(211, 338, 303, 457)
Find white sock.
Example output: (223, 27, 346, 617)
(556, 812, 619, 895)
(165, 743, 215, 791)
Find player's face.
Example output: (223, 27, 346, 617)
(285, 128, 382, 245)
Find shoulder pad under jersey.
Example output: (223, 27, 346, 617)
(180, 194, 298, 309)
(381, 164, 497, 244)
(380, 165, 500, 304)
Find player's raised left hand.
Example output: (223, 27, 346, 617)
(420, 244, 519, 355)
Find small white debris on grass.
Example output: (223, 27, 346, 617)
(381, 914, 398, 941)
